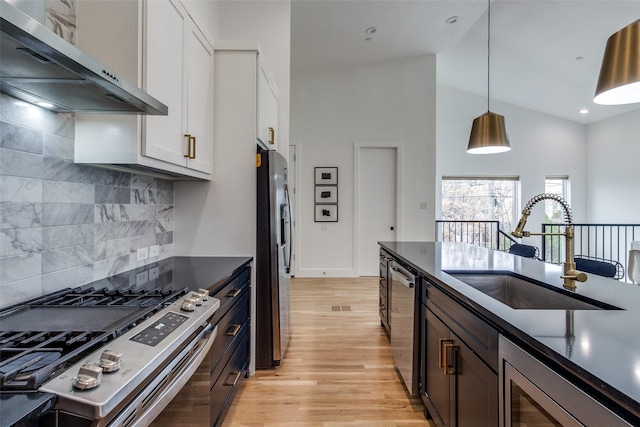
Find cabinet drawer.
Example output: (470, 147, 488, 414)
(425, 279, 498, 372)
(210, 331, 250, 426)
(209, 290, 250, 377)
(211, 267, 250, 325)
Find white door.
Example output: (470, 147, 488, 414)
(358, 147, 397, 276)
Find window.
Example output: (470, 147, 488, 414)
(544, 176, 570, 224)
(544, 176, 570, 263)
(441, 177, 519, 231)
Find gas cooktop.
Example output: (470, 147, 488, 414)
(0, 286, 190, 391)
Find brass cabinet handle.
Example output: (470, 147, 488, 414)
(184, 134, 192, 158)
(443, 343, 457, 376)
(223, 371, 241, 387)
(226, 289, 241, 298)
(184, 134, 196, 159)
(438, 338, 453, 368)
(225, 324, 241, 337)
(268, 127, 275, 144)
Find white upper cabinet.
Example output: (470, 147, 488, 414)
(257, 58, 279, 151)
(144, 0, 213, 174)
(74, 0, 213, 179)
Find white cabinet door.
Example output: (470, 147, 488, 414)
(257, 59, 278, 150)
(185, 22, 213, 174)
(143, 0, 188, 168)
(267, 81, 279, 150)
(257, 62, 271, 147)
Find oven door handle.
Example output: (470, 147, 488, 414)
(390, 265, 415, 288)
(118, 323, 218, 427)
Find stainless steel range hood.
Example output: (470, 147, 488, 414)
(0, 1, 168, 115)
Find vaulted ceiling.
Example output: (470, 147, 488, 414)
(291, 0, 640, 124)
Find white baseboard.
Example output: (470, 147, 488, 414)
(294, 268, 358, 278)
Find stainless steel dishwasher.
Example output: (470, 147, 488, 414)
(390, 261, 420, 396)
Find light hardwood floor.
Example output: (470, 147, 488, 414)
(222, 277, 435, 427)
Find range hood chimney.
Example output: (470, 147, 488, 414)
(0, 0, 168, 115)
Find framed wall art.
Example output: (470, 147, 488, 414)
(315, 186, 338, 204)
(314, 167, 338, 185)
(315, 204, 338, 222)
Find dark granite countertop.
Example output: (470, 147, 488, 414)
(1, 256, 252, 427)
(77, 256, 252, 295)
(0, 393, 56, 427)
(379, 241, 640, 422)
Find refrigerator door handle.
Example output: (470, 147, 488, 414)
(280, 204, 286, 246)
(283, 188, 293, 273)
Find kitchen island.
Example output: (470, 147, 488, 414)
(380, 241, 640, 426)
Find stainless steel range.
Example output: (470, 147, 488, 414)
(0, 284, 220, 426)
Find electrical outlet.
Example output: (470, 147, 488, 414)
(136, 271, 148, 286)
(149, 245, 160, 258)
(136, 247, 149, 262)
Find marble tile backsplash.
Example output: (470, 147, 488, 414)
(0, 93, 174, 307)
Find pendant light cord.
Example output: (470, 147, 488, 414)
(487, 0, 491, 112)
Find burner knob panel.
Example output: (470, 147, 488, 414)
(99, 349, 122, 373)
(181, 297, 197, 312)
(73, 364, 103, 390)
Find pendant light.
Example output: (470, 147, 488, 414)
(467, 0, 511, 154)
(593, 19, 640, 105)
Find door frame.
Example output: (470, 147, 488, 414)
(353, 141, 404, 276)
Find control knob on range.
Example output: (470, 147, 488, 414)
(196, 288, 209, 301)
(189, 292, 204, 306)
(99, 349, 122, 372)
(181, 297, 197, 312)
(73, 364, 103, 390)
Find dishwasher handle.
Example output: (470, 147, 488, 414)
(390, 264, 415, 288)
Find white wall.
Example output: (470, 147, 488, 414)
(183, 0, 220, 39)
(291, 56, 437, 277)
(436, 85, 589, 244)
(586, 109, 640, 223)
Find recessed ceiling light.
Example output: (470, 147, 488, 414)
(579, 108, 589, 114)
(365, 37, 372, 42)
(446, 16, 459, 25)
(576, 56, 584, 61)
(37, 102, 54, 109)
(365, 26, 377, 35)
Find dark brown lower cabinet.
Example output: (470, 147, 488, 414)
(151, 263, 251, 427)
(422, 278, 498, 427)
(379, 250, 392, 336)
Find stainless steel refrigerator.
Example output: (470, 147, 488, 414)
(256, 149, 292, 368)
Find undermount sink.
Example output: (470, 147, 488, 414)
(445, 272, 621, 310)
